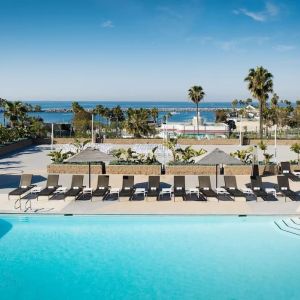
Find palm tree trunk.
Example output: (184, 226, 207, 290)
(259, 98, 263, 140)
(196, 102, 199, 136)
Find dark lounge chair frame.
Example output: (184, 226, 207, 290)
(65, 175, 84, 200)
(174, 176, 186, 200)
(198, 176, 217, 201)
(224, 176, 245, 199)
(119, 175, 135, 199)
(146, 176, 160, 200)
(93, 175, 110, 199)
(281, 161, 300, 182)
(38, 174, 60, 200)
(277, 175, 300, 201)
(250, 176, 277, 201)
(8, 174, 33, 200)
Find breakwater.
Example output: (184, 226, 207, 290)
(29, 107, 230, 113)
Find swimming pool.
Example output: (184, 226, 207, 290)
(0, 215, 299, 300)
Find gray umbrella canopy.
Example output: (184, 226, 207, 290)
(197, 148, 243, 165)
(67, 147, 113, 164)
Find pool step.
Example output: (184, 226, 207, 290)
(274, 219, 300, 237)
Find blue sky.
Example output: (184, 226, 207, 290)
(0, 0, 299, 101)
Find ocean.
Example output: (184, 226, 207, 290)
(0, 101, 233, 124)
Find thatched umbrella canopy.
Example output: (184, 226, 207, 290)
(197, 148, 243, 188)
(66, 147, 113, 187)
(198, 148, 243, 165)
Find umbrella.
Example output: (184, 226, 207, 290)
(66, 147, 113, 187)
(197, 148, 244, 187)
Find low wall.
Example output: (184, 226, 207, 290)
(53, 137, 300, 146)
(165, 165, 266, 175)
(47, 164, 103, 174)
(54, 138, 90, 144)
(104, 138, 163, 144)
(105, 138, 238, 145)
(107, 164, 161, 175)
(0, 139, 33, 157)
(249, 139, 300, 145)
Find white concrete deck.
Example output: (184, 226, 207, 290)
(1, 144, 300, 215)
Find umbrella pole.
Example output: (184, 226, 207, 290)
(89, 162, 91, 188)
(216, 164, 218, 188)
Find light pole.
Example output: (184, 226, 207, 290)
(91, 113, 94, 144)
(51, 123, 54, 150)
(239, 114, 242, 147)
(274, 124, 277, 164)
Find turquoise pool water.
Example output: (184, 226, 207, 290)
(0, 215, 299, 300)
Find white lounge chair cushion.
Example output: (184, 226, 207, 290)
(21, 186, 28, 189)
(229, 187, 235, 190)
(48, 186, 54, 189)
(281, 187, 288, 190)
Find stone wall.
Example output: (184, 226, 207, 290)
(47, 164, 103, 174)
(107, 164, 161, 175)
(53, 137, 300, 146)
(0, 139, 33, 157)
(166, 165, 263, 175)
(54, 138, 90, 144)
(249, 139, 300, 145)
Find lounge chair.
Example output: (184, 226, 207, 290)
(198, 176, 217, 200)
(93, 175, 110, 198)
(119, 176, 135, 199)
(250, 176, 277, 201)
(65, 175, 84, 200)
(146, 176, 160, 199)
(8, 174, 33, 200)
(199, 176, 233, 201)
(37, 174, 59, 200)
(277, 175, 300, 201)
(281, 162, 300, 182)
(224, 176, 245, 199)
(175, 176, 206, 201)
(173, 176, 186, 200)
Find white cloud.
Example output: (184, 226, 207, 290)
(234, 2, 280, 22)
(266, 2, 279, 16)
(101, 20, 114, 28)
(274, 45, 296, 52)
(187, 35, 271, 52)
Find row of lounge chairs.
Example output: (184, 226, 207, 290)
(8, 172, 300, 203)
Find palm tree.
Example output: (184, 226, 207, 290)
(188, 86, 205, 136)
(0, 98, 7, 126)
(244, 66, 273, 140)
(4, 101, 28, 127)
(125, 109, 155, 138)
(150, 107, 159, 124)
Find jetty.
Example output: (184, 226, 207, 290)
(21, 107, 230, 113)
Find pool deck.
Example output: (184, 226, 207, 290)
(1, 144, 300, 215)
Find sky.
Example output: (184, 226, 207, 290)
(0, 0, 299, 102)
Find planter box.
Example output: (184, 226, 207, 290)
(166, 165, 267, 175)
(165, 165, 216, 175)
(47, 164, 103, 174)
(0, 139, 33, 157)
(107, 164, 161, 175)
